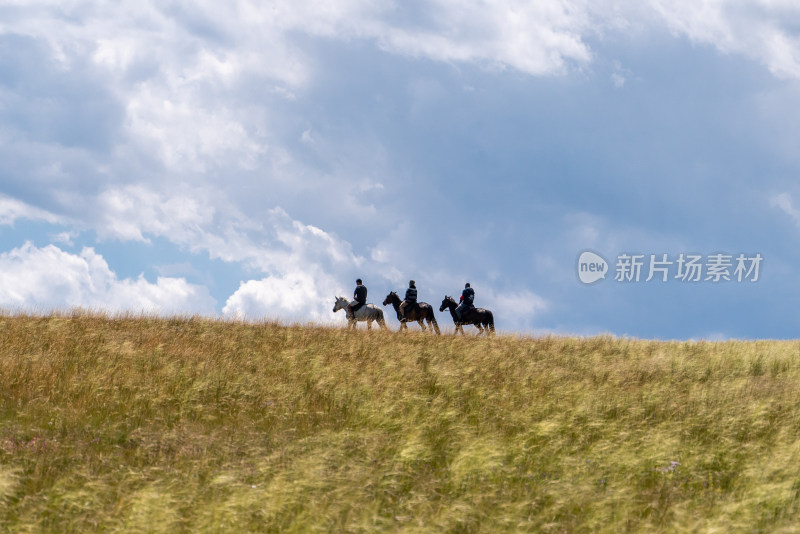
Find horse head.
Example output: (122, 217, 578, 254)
(332, 296, 347, 313)
(439, 296, 453, 312)
(382, 291, 398, 307)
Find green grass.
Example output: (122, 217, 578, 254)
(2, 312, 800, 532)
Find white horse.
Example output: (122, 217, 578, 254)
(333, 296, 387, 330)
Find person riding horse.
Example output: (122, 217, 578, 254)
(398, 280, 417, 322)
(456, 282, 474, 322)
(348, 279, 367, 319)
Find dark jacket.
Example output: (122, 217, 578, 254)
(405, 287, 418, 302)
(354, 285, 367, 304)
(461, 287, 475, 306)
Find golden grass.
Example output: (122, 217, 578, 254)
(1, 311, 800, 532)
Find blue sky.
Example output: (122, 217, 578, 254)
(1, 1, 800, 338)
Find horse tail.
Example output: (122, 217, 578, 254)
(486, 311, 495, 334)
(427, 306, 441, 335)
(377, 308, 387, 329)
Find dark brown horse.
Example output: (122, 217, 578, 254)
(439, 295, 495, 336)
(383, 291, 441, 334)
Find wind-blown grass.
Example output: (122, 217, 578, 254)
(1, 312, 800, 532)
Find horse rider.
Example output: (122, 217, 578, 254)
(348, 278, 367, 319)
(456, 282, 475, 322)
(398, 280, 417, 322)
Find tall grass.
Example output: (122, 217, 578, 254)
(1, 312, 800, 532)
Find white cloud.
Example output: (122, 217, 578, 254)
(92, 182, 366, 321)
(96, 185, 215, 243)
(4, 1, 597, 93)
(610, 60, 632, 88)
(94, 189, 363, 277)
(222, 271, 340, 322)
(485, 289, 549, 332)
(125, 83, 267, 173)
(0, 195, 62, 226)
(650, 0, 800, 79)
(492, 290, 549, 316)
(0, 242, 216, 314)
(771, 192, 800, 226)
(52, 231, 78, 246)
(377, 0, 593, 75)
(3, 1, 798, 212)
(210, 206, 369, 323)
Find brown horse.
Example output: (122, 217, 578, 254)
(439, 295, 495, 336)
(382, 291, 441, 334)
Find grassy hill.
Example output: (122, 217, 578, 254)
(1, 313, 800, 532)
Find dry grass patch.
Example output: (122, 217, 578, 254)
(1, 313, 800, 531)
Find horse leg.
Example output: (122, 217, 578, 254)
(432, 319, 441, 335)
(418, 320, 426, 332)
(367, 319, 372, 330)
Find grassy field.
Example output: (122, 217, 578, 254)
(2, 313, 800, 532)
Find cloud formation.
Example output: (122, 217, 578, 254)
(0, 195, 61, 226)
(651, 0, 800, 78)
(0, 0, 798, 336)
(0, 242, 215, 314)
(222, 272, 337, 322)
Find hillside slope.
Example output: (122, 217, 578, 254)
(1, 313, 799, 532)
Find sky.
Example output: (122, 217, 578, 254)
(2, 0, 800, 339)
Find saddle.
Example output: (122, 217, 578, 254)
(348, 301, 366, 319)
(458, 305, 476, 322)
